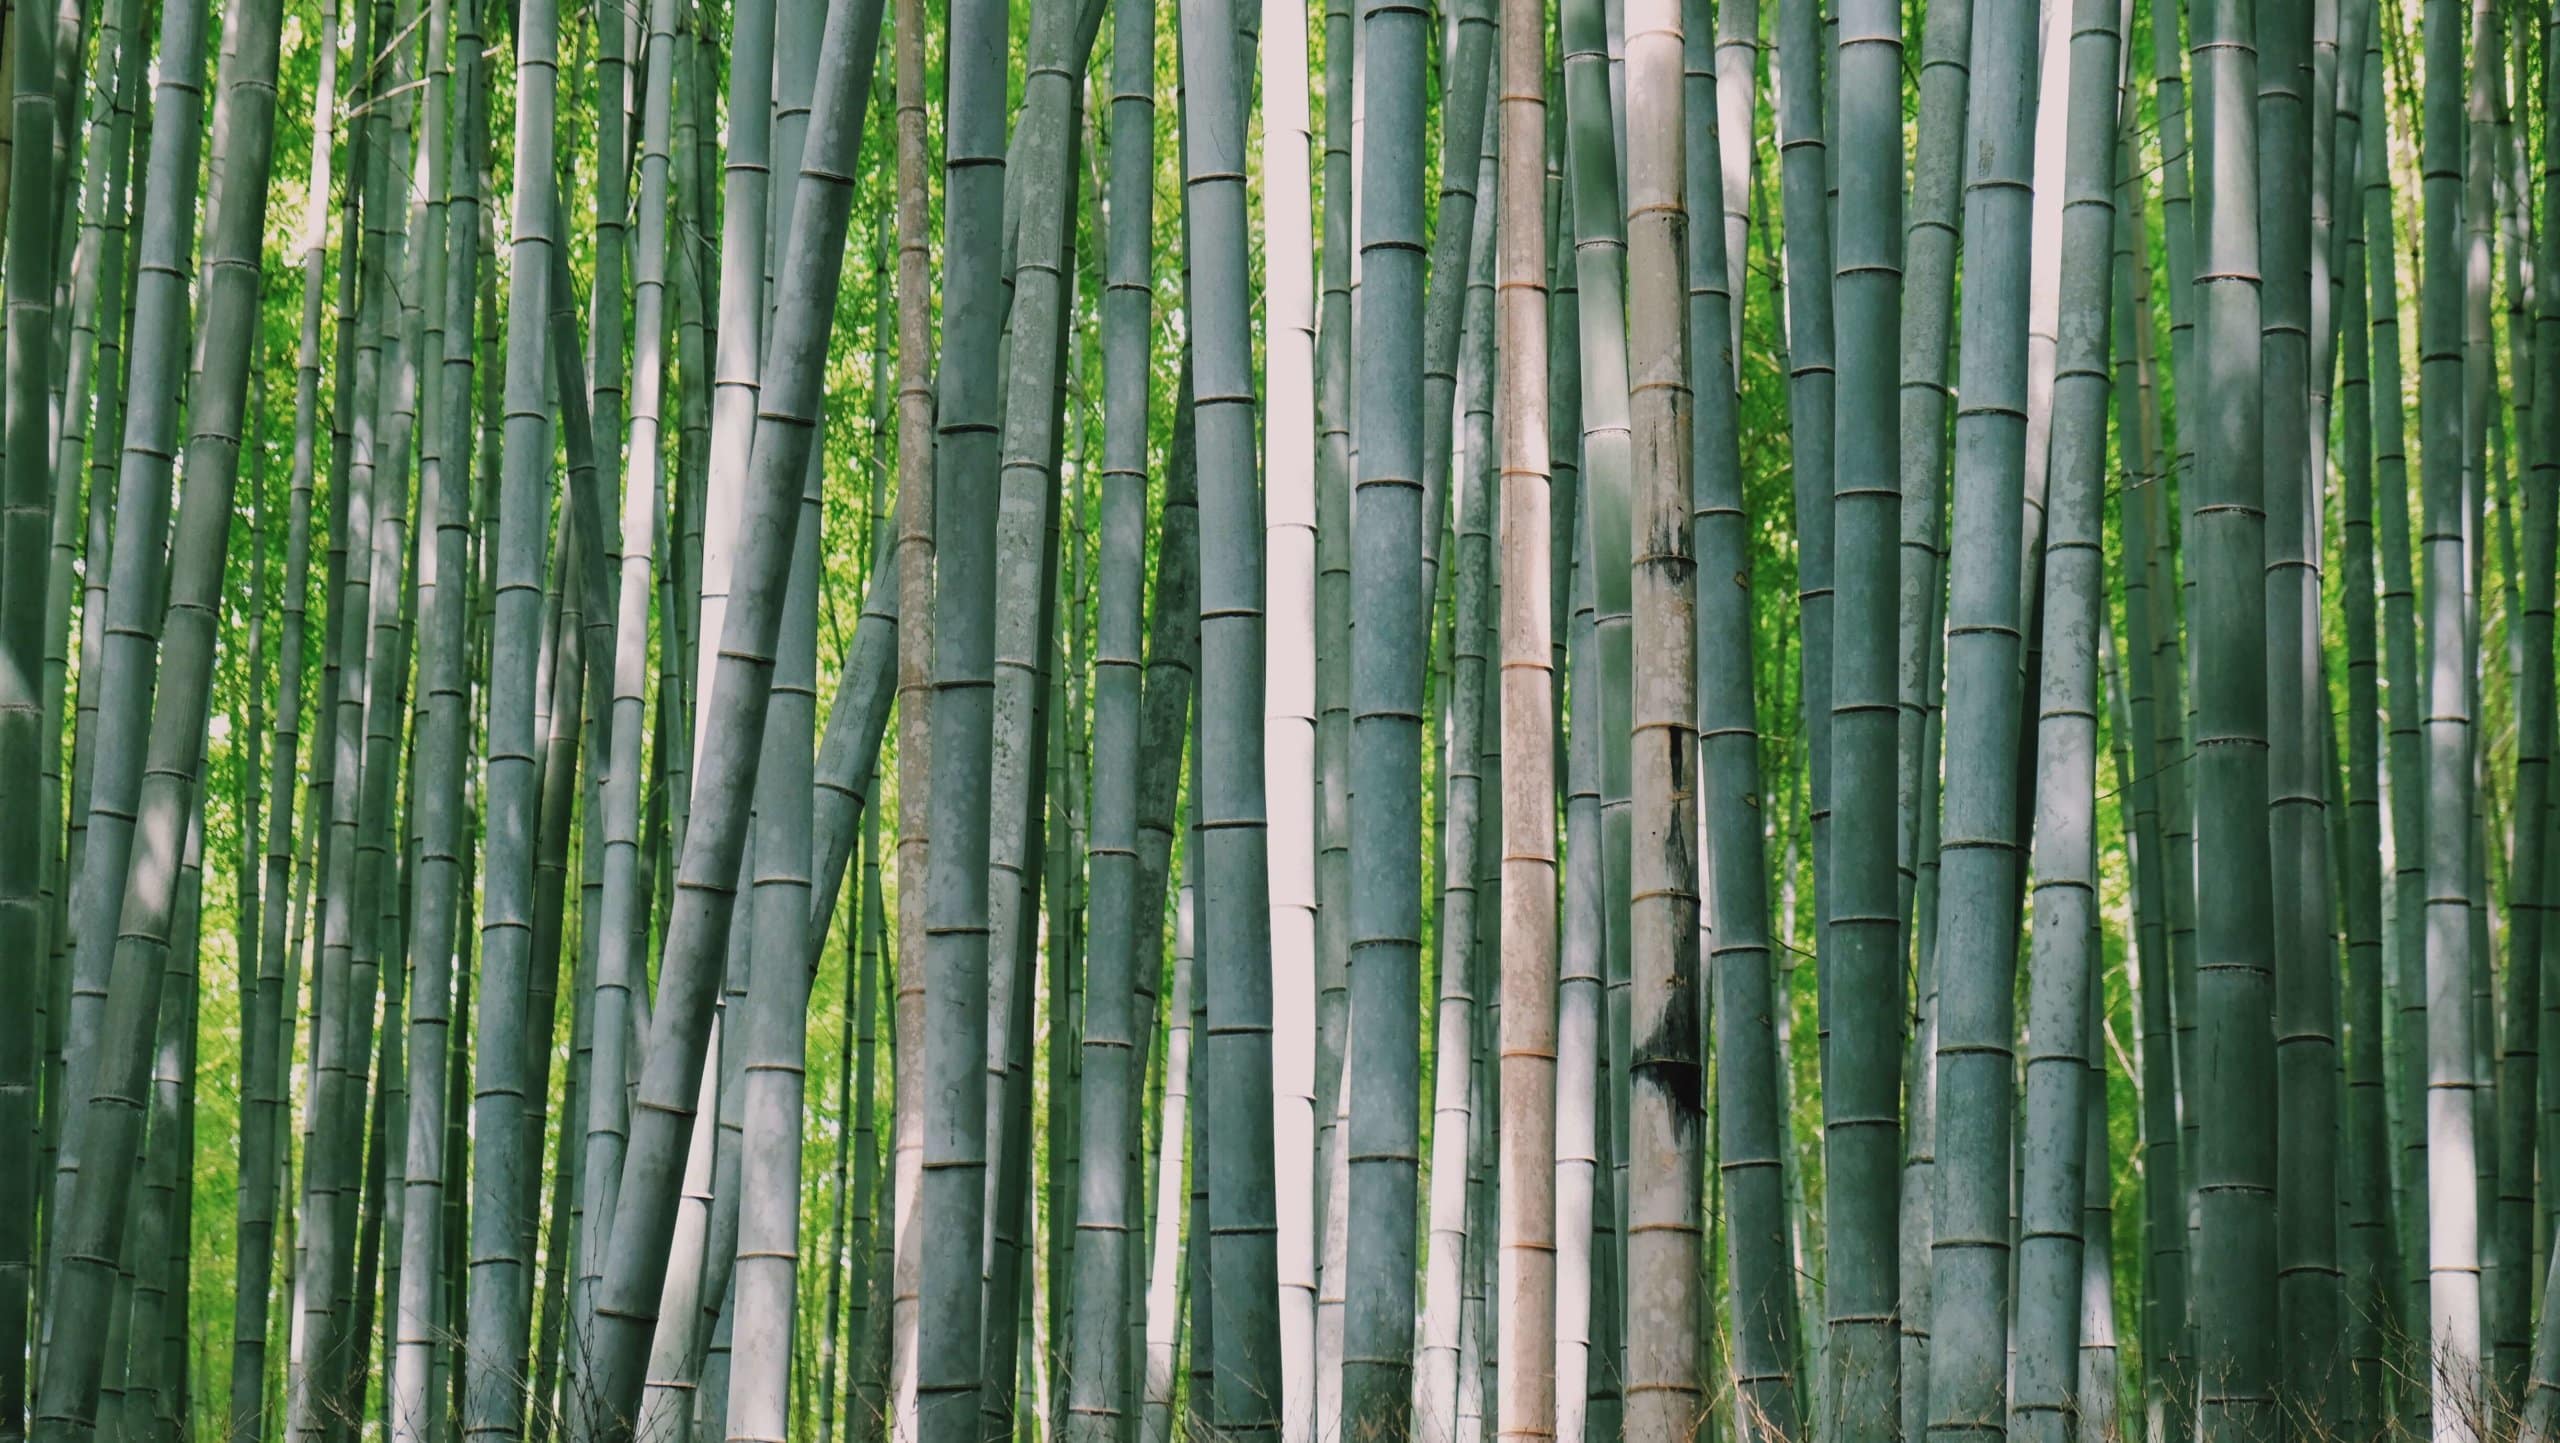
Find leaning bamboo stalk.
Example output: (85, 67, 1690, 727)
(689, 0, 777, 751)
(717, 5, 836, 1403)
(577, 0, 891, 1425)
(45, 0, 219, 1261)
(721, 54, 866, 1408)
(21, 0, 284, 1416)
(34, 0, 141, 1207)
(807, 565, 900, 941)
(387, 0, 477, 1424)
(50, 0, 146, 1279)
(577, 0, 679, 1380)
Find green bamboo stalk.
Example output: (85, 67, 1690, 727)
(1825, 0, 1903, 1413)
(1418, 0, 1495, 616)
(577, 0, 882, 1420)
(721, 43, 832, 1417)
(35, 14, 138, 1244)
(1310, 0, 1357, 1407)
(2188, 0, 2284, 1418)
(1562, 0, 1637, 1273)
(1892, 0, 1966, 1411)
(1343, 0, 1430, 1415)
(1773, 0, 1834, 1105)
(311, 0, 411, 1411)
(1559, 481, 1605, 1443)
(851, 819, 885, 1439)
(2152, 15, 2206, 1323)
(2533, 0, 2560, 1411)
(2357, 27, 2427, 1367)
(2491, 3, 2557, 1401)
(721, 142, 837, 1430)
(2009, 0, 2117, 1427)
(2073, 915, 2119, 1443)
(2255, 0, 2345, 1405)
(387, 0, 477, 1423)
(576, 0, 679, 1381)
(20, 0, 283, 1417)
(1421, 172, 1496, 1440)
(1312, 0, 1358, 1397)
(976, 1, 1091, 1422)
(688, 0, 777, 747)
(1920, 0, 2038, 1420)
(226, 6, 332, 1439)
(1684, 13, 1797, 1440)
(45, 0, 215, 1267)
(121, 794, 205, 1443)
(1176, 0, 1285, 1425)
(1066, 0, 1158, 1413)
(0, 0, 64, 1353)
(806, 563, 899, 944)
(901, 0, 1018, 1412)
(2110, 89, 2194, 1443)
(462, 0, 562, 1425)
(2337, 59, 2399, 1439)
(48, 0, 146, 1297)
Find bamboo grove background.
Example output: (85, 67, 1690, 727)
(0, 0, 2528, 1428)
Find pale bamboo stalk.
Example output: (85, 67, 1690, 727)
(1494, 0, 1557, 1426)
